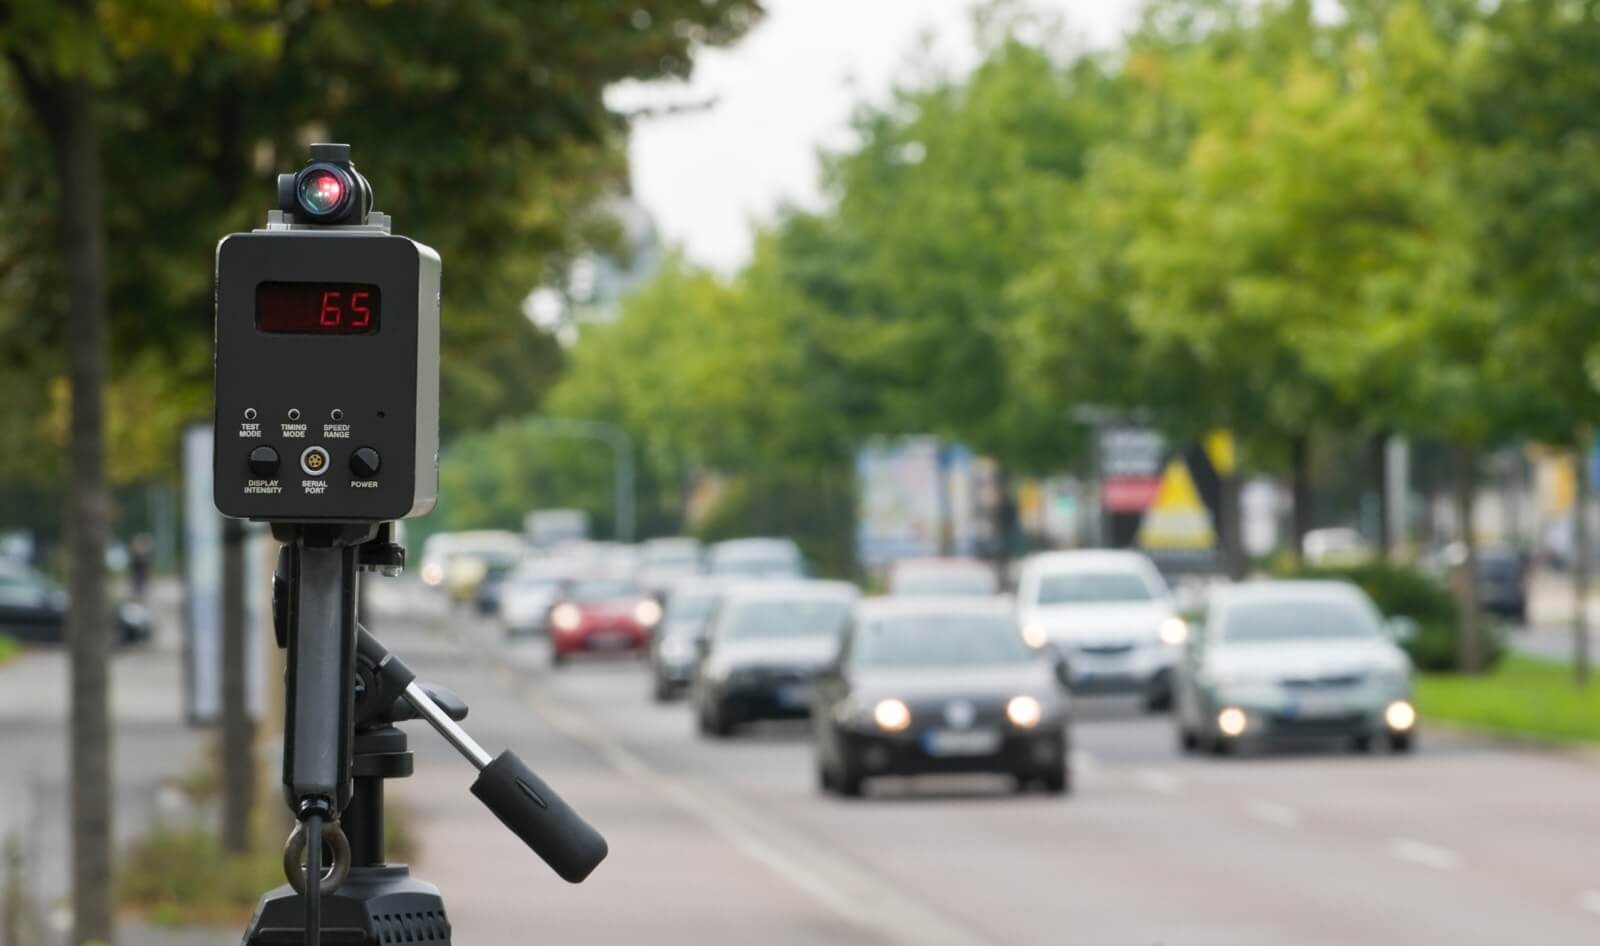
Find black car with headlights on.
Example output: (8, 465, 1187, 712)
(813, 597, 1071, 797)
(693, 580, 859, 737)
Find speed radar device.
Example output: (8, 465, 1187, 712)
(214, 143, 439, 522)
(215, 145, 606, 946)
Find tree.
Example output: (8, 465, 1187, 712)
(1, 4, 764, 941)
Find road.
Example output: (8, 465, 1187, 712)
(363, 582, 1599, 946)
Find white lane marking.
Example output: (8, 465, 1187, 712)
(521, 688, 998, 946)
(1134, 769, 1182, 795)
(1244, 800, 1301, 828)
(1580, 891, 1600, 915)
(1387, 837, 1460, 872)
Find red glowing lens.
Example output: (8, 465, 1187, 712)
(297, 169, 347, 215)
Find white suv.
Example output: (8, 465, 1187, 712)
(1016, 550, 1188, 712)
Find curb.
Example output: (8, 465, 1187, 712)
(1421, 718, 1600, 764)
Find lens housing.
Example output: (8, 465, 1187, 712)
(276, 151, 373, 226)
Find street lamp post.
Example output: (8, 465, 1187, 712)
(521, 418, 635, 543)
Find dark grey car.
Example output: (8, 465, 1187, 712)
(813, 597, 1071, 797)
(692, 580, 858, 737)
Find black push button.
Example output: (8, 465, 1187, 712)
(350, 446, 382, 479)
(247, 445, 280, 478)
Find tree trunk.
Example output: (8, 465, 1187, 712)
(991, 465, 1014, 585)
(23, 70, 115, 946)
(1219, 471, 1246, 580)
(1290, 434, 1312, 567)
(220, 518, 256, 853)
(1372, 432, 1391, 560)
(1573, 440, 1591, 687)
(1453, 443, 1483, 673)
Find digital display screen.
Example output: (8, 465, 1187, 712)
(256, 282, 380, 335)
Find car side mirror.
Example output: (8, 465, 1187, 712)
(1386, 616, 1419, 644)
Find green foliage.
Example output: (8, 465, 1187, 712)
(1283, 561, 1504, 671)
(0, 0, 765, 489)
(1417, 655, 1600, 745)
(0, 634, 19, 667)
(118, 827, 283, 927)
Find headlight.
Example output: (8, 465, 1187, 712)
(550, 604, 582, 633)
(634, 599, 663, 627)
(1158, 616, 1188, 646)
(1217, 706, 1248, 737)
(1021, 622, 1051, 649)
(873, 698, 911, 732)
(420, 563, 444, 586)
(1385, 700, 1416, 732)
(1006, 695, 1043, 729)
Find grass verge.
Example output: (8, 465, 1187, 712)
(1417, 654, 1600, 746)
(118, 828, 283, 927)
(0, 634, 20, 668)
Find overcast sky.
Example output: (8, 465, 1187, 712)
(609, 0, 1146, 273)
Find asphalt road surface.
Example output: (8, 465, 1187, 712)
(371, 582, 1598, 946)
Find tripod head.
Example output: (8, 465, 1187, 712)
(218, 147, 607, 946)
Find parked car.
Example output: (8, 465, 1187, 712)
(1016, 550, 1186, 712)
(706, 537, 804, 579)
(692, 580, 858, 736)
(547, 577, 661, 666)
(1474, 547, 1529, 622)
(813, 596, 1071, 797)
(0, 562, 151, 645)
(639, 537, 704, 592)
(498, 561, 572, 638)
(885, 558, 998, 597)
(1175, 580, 1417, 755)
(648, 576, 727, 701)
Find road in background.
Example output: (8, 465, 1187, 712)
(372, 581, 1600, 946)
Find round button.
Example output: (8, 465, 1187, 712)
(243, 408, 258, 421)
(247, 445, 280, 478)
(287, 408, 302, 421)
(300, 446, 331, 477)
(330, 408, 344, 421)
(349, 446, 381, 479)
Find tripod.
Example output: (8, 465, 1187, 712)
(244, 526, 607, 946)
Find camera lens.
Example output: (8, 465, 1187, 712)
(296, 167, 350, 218)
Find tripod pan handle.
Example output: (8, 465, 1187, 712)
(470, 750, 608, 883)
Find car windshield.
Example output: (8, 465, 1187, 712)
(666, 590, 719, 623)
(568, 580, 641, 602)
(1035, 570, 1152, 605)
(891, 569, 996, 596)
(508, 574, 562, 591)
(716, 557, 798, 576)
(1221, 597, 1381, 643)
(646, 542, 700, 564)
(851, 614, 1032, 668)
(721, 597, 850, 641)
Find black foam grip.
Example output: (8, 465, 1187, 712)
(470, 750, 608, 883)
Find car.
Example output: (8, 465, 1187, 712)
(706, 537, 804, 579)
(0, 562, 151, 645)
(692, 579, 858, 736)
(418, 530, 526, 602)
(498, 560, 571, 638)
(1474, 547, 1528, 622)
(885, 557, 998, 597)
(813, 596, 1071, 797)
(1016, 550, 1186, 712)
(648, 576, 727, 701)
(639, 537, 704, 592)
(546, 577, 662, 666)
(1174, 580, 1418, 755)
(472, 553, 523, 615)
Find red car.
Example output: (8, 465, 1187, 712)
(546, 578, 662, 666)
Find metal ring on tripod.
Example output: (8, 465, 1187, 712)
(283, 819, 352, 896)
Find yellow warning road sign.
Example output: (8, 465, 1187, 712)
(1137, 458, 1217, 551)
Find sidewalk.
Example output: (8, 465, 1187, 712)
(1518, 570, 1600, 663)
(0, 579, 214, 945)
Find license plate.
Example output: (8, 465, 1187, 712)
(1285, 694, 1352, 718)
(589, 632, 633, 650)
(922, 729, 1001, 757)
(776, 684, 813, 708)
